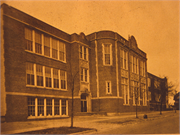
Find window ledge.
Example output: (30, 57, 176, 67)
(133, 104, 141, 106)
(27, 115, 69, 119)
(26, 85, 67, 91)
(81, 81, 89, 84)
(79, 58, 89, 62)
(123, 104, 130, 106)
(25, 50, 66, 63)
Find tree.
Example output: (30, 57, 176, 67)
(132, 82, 146, 118)
(70, 68, 79, 128)
(159, 77, 178, 115)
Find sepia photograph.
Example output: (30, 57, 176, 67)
(1, 0, 179, 134)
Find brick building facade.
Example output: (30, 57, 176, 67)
(1, 4, 150, 122)
(147, 72, 168, 111)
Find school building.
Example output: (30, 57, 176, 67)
(1, 3, 151, 122)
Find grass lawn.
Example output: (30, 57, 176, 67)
(19, 127, 96, 134)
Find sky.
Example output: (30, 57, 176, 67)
(2, 0, 180, 91)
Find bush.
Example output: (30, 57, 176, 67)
(143, 114, 148, 119)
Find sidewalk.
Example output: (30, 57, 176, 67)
(1, 110, 177, 134)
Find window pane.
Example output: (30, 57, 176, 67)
(35, 32, 41, 44)
(46, 99, 52, 116)
(52, 38, 58, 59)
(36, 65, 43, 86)
(85, 69, 88, 82)
(26, 63, 34, 85)
(25, 28, 33, 51)
(59, 52, 64, 61)
(84, 47, 86, 60)
(62, 100, 66, 115)
(38, 98, 44, 116)
(105, 54, 110, 64)
(35, 31, 42, 54)
(52, 38, 58, 49)
(104, 44, 110, 54)
(80, 46, 83, 58)
(44, 35, 50, 57)
(81, 68, 83, 81)
(59, 42, 64, 52)
(44, 35, 50, 47)
(25, 28, 32, 40)
(52, 49, 58, 59)
(60, 71, 66, 89)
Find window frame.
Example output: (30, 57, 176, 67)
(36, 64, 44, 87)
(45, 67, 52, 88)
(25, 28, 66, 63)
(102, 43, 112, 66)
(26, 62, 35, 86)
(27, 98, 68, 118)
(59, 41, 66, 62)
(80, 68, 89, 83)
(121, 77, 129, 105)
(120, 49, 128, 70)
(44, 35, 51, 57)
(25, 28, 33, 52)
(60, 70, 67, 90)
(106, 81, 112, 94)
(79, 45, 88, 61)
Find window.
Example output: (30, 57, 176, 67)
(136, 58, 139, 74)
(84, 47, 87, 60)
(25, 28, 66, 62)
(79, 45, 88, 60)
(106, 81, 111, 94)
(120, 49, 128, 70)
(133, 57, 136, 73)
(143, 62, 146, 77)
(121, 77, 129, 104)
(103, 44, 112, 65)
(140, 61, 146, 76)
(53, 69, 59, 88)
(35, 31, 42, 54)
(44, 35, 50, 57)
(80, 46, 83, 59)
(45, 67, 51, 87)
(131, 81, 139, 105)
(141, 84, 146, 105)
(148, 78, 151, 87)
(25, 28, 33, 51)
(131, 55, 139, 74)
(54, 99, 60, 115)
(52, 38, 58, 59)
(26, 62, 34, 85)
(28, 97, 35, 116)
(80, 68, 88, 82)
(61, 99, 66, 115)
(80, 68, 83, 81)
(46, 99, 52, 116)
(38, 98, 44, 116)
(130, 81, 135, 104)
(59, 42, 66, 61)
(36, 64, 43, 86)
(28, 98, 68, 117)
(60, 70, 66, 89)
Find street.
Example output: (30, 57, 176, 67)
(94, 112, 179, 134)
(1, 111, 179, 134)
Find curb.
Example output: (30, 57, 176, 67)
(72, 129, 98, 134)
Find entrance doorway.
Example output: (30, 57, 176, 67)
(81, 93, 87, 112)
